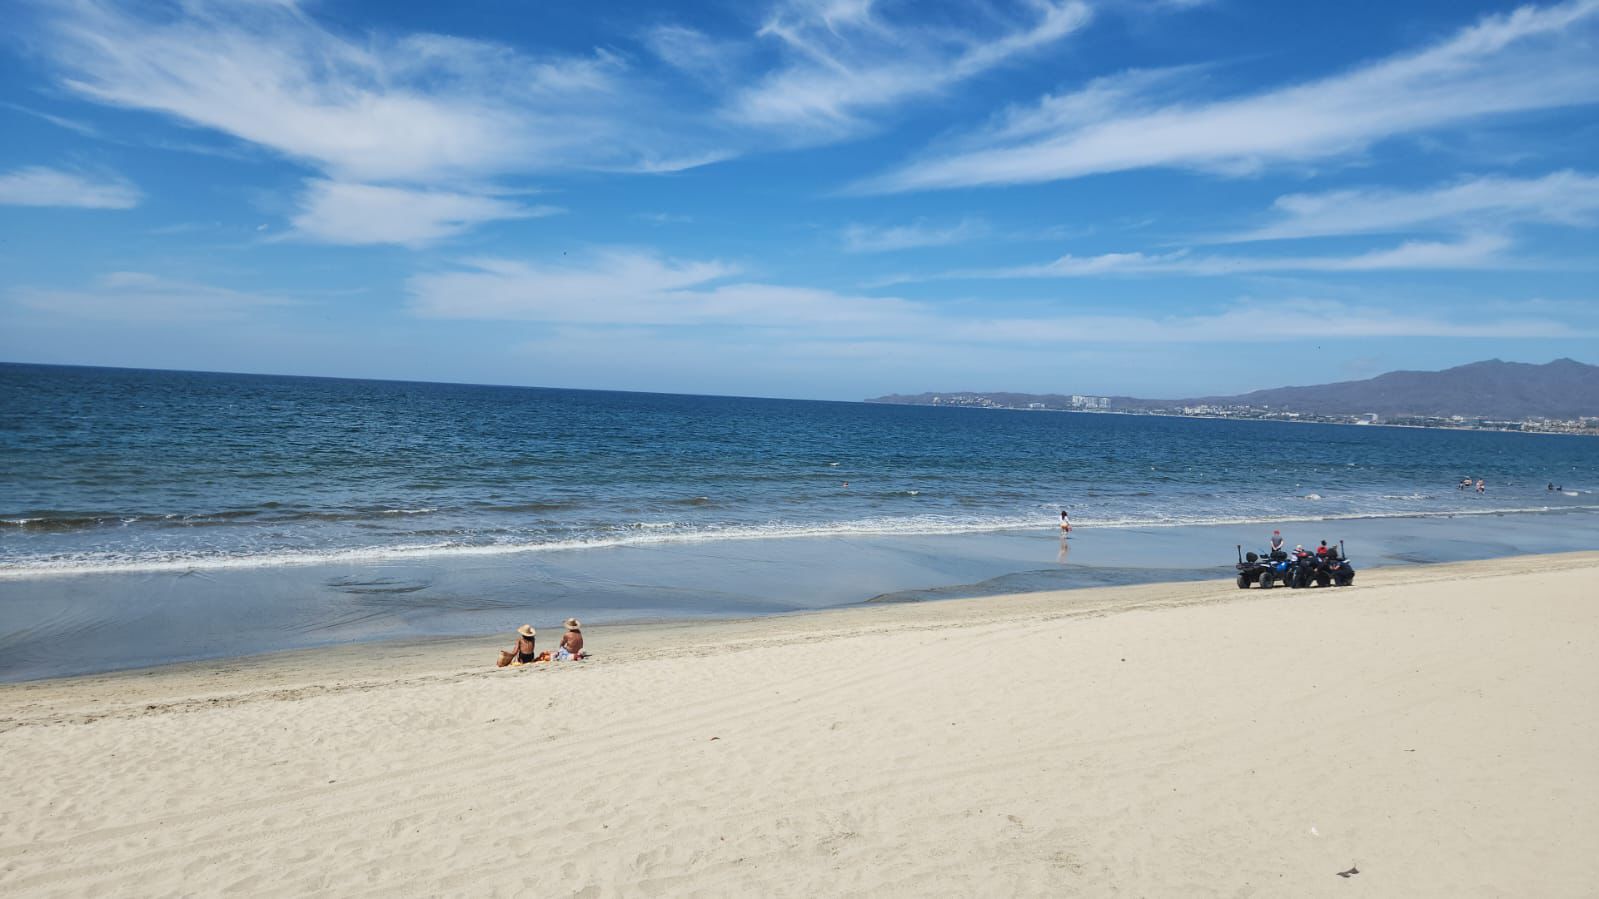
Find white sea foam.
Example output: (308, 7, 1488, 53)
(2, 504, 1594, 580)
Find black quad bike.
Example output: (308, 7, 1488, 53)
(1235, 548, 1291, 589)
(1325, 548, 1356, 587)
(1235, 542, 1354, 589)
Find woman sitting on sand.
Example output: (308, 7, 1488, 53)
(497, 625, 539, 667)
(554, 618, 584, 661)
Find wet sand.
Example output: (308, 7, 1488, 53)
(3, 552, 1597, 896)
(5, 507, 1598, 681)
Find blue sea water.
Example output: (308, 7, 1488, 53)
(1, 362, 1596, 679)
(4, 363, 1594, 576)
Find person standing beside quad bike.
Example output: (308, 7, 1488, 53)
(1234, 538, 1354, 589)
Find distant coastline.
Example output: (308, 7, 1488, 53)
(866, 359, 1599, 436)
(862, 397, 1599, 437)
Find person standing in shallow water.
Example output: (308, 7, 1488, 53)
(1059, 510, 1071, 533)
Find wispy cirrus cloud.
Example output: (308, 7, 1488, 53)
(409, 252, 745, 324)
(1221, 170, 1599, 242)
(951, 298, 1596, 342)
(27, 0, 708, 245)
(914, 233, 1516, 281)
(37, 0, 648, 182)
(643, 1, 1094, 144)
(404, 246, 1593, 341)
(862, 0, 1599, 192)
(0, 165, 140, 209)
(841, 218, 990, 252)
(716, 0, 1093, 138)
(287, 181, 562, 248)
(642, 24, 749, 85)
(30, 0, 1100, 246)
(0, 102, 101, 137)
(636, 212, 696, 225)
(15, 254, 1587, 343)
(9, 272, 293, 321)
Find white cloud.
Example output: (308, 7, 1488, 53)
(404, 246, 1591, 341)
(0, 102, 101, 136)
(37, 0, 1107, 186)
(9, 272, 293, 321)
(288, 180, 561, 248)
(842, 218, 990, 252)
(724, 0, 1092, 138)
(410, 252, 740, 323)
(411, 249, 944, 333)
(936, 233, 1516, 279)
(1223, 170, 1599, 242)
(30, 0, 722, 244)
(38, 1, 653, 183)
(643, 25, 746, 84)
(16, 258, 1587, 343)
(0, 166, 139, 209)
(954, 298, 1596, 341)
(863, 0, 1599, 191)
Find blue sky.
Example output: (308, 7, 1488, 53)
(1, 0, 1596, 400)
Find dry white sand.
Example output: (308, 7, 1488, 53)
(3, 552, 1597, 897)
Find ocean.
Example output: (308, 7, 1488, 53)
(2, 362, 1597, 679)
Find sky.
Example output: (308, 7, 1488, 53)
(1, 0, 1596, 401)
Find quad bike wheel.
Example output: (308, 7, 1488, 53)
(1237, 574, 1250, 589)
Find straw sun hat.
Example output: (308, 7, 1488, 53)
(516, 624, 536, 638)
(564, 618, 582, 631)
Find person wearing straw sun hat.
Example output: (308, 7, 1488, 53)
(496, 625, 538, 667)
(555, 618, 585, 660)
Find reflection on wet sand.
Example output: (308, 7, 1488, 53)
(4, 508, 1597, 681)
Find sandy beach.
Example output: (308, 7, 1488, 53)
(3, 552, 1596, 897)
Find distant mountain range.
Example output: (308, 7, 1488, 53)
(868, 359, 1599, 420)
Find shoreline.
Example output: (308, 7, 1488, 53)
(3, 499, 1594, 580)
(6, 549, 1593, 696)
(864, 401, 1599, 437)
(5, 508, 1599, 683)
(4, 551, 1596, 896)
